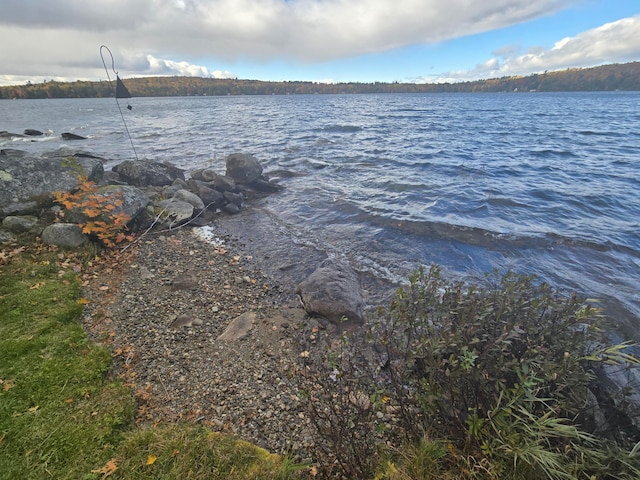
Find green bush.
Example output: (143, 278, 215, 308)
(303, 266, 640, 479)
(376, 266, 640, 479)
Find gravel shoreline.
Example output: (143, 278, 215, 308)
(81, 225, 327, 462)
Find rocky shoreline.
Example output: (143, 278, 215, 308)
(81, 225, 329, 462)
(0, 147, 374, 466)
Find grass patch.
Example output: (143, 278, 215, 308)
(0, 244, 301, 480)
(111, 425, 303, 479)
(0, 246, 134, 479)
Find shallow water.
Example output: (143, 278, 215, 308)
(2, 92, 639, 339)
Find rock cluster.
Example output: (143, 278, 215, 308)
(0, 147, 365, 326)
(0, 149, 282, 246)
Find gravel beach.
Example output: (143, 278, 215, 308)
(81, 225, 327, 462)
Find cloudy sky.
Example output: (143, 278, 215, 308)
(0, 0, 638, 86)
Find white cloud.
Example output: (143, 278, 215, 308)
(421, 15, 640, 83)
(0, 0, 577, 84)
(144, 55, 236, 78)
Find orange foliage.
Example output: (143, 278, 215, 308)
(53, 176, 134, 248)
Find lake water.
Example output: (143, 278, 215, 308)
(2, 92, 639, 340)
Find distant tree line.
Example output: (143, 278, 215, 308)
(1, 61, 639, 99)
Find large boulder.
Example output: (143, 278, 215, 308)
(0, 150, 104, 217)
(63, 185, 150, 226)
(41, 223, 88, 248)
(113, 160, 185, 187)
(225, 153, 263, 184)
(296, 257, 364, 327)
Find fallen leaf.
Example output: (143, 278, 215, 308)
(27, 405, 39, 413)
(91, 458, 118, 478)
(77, 298, 90, 305)
(146, 454, 157, 465)
(99, 285, 109, 291)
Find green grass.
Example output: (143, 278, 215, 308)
(0, 248, 134, 479)
(0, 246, 301, 480)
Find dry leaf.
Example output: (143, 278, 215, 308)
(91, 458, 118, 478)
(27, 405, 39, 413)
(146, 454, 157, 465)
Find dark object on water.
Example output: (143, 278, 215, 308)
(23, 129, 43, 136)
(61, 132, 87, 140)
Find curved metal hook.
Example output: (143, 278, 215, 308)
(99, 45, 118, 80)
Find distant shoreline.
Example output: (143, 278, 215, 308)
(1, 61, 639, 99)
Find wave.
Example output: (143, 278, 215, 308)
(576, 130, 626, 137)
(317, 124, 363, 133)
(356, 214, 639, 258)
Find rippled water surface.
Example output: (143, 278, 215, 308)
(3, 92, 640, 338)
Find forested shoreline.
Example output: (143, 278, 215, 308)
(1, 61, 639, 99)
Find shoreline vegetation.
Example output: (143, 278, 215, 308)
(3, 222, 640, 478)
(1, 61, 639, 100)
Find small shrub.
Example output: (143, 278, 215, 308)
(299, 334, 385, 479)
(53, 174, 134, 248)
(375, 266, 640, 479)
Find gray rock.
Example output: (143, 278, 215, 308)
(61, 132, 87, 140)
(2, 215, 38, 233)
(0, 230, 16, 244)
(172, 177, 190, 190)
(41, 223, 88, 248)
(223, 191, 244, 208)
(295, 257, 364, 326)
(64, 185, 149, 226)
(155, 199, 194, 227)
(170, 271, 199, 290)
(171, 314, 195, 328)
(198, 186, 225, 210)
(161, 185, 182, 198)
(225, 153, 263, 184)
(250, 178, 283, 193)
(23, 129, 43, 136)
(213, 175, 237, 192)
(0, 151, 104, 216)
(173, 189, 205, 212)
(218, 312, 256, 341)
(200, 168, 218, 182)
(595, 363, 640, 430)
(113, 160, 185, 187)
(223, 202, 240, 214)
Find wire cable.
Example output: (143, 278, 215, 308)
(99, 45, 139, 161)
